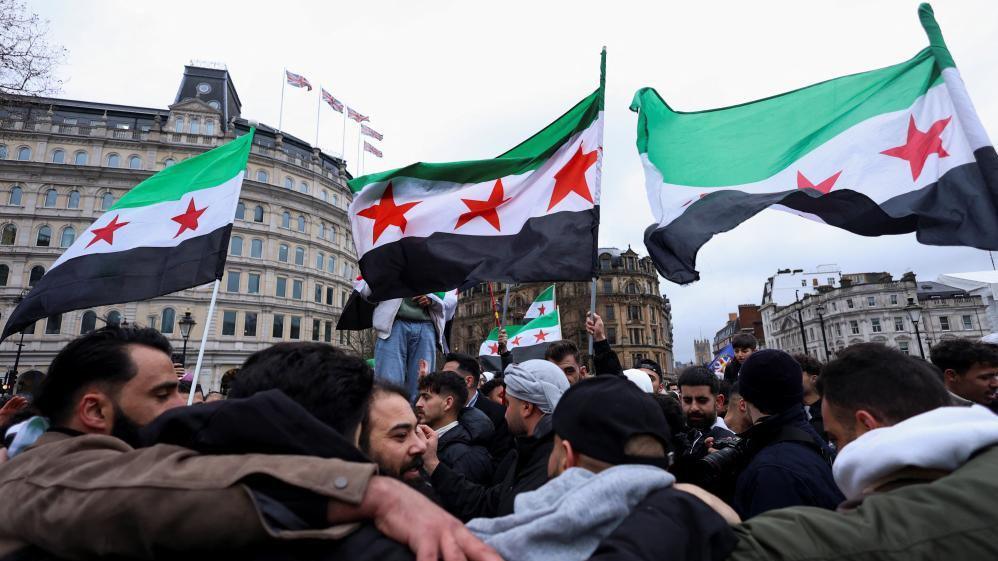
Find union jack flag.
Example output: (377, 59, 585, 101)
(321, 89, 344, 112)
(347, 107, 369, 123)
(363, 142, 383, 158)
(360, 124, 383, 141)
(285, 70, 313, 91)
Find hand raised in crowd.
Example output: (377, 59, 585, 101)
(585, 312, 606, 342)
(0, 395, 28, 427)
(328, 475, 501, 561)
(418, 359, 430, 380)
(416, 424, 441, 474)
(414, 295, 432, 308)
(497, 328, 508, 353)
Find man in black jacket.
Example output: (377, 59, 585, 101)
(443, 352, 513, 461)
(416, 371, 493, 484)
(420, 359, 569, 521)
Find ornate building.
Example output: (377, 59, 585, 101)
(0, 64, 363, 391)
(450, 247, 675, 374)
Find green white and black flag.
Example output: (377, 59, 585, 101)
(478, 310, 562, 372)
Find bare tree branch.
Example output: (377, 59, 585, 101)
(0, 0, 66, 97)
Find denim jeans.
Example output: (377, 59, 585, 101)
(374, 319, 436, 401)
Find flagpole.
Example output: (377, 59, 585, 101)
(314, 84, 322, 147)
(588, 278, 596, 357)
(278, 68, 287, 132)
(487, 281, 501, 329)
(501, 286, 510, 326)
(356, 128, 362, 176)
(187, 279, 220, 406)
(340, 108, 347, 160)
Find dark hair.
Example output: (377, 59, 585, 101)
(651, 393, 685, 455)
(817, 343, 949, 424)
(793, 353, 823, 377)
(480, 377, 504, 397)
(729, 381, 741, 397)
(229, 343, 373, 438)
(929, 338, 998, 377)
(731, 333, 758, 350)
(545, 340, 580, 363)
(444, 352, 482, 385)
(718, 379, 732, 400)
(35, 326, 172, 425)
(359, 382, 411, 454)
(677, 365, 720, 395)
(178, 381, 204, 397)
(636, 359, 663, 377)
(418, 370, 469, 405)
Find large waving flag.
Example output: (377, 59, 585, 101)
(479, 310, 563, 372)
(523, 284, 556, 319)
(2, 132, 253, 339)
(349, 51, 605, 301)
(633, 4, 998, 284)
(708, 344, 735, 379)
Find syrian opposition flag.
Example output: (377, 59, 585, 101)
(348, 60, 604, 301)
(479, 310, 562, 372)
(286, 70, 313, 91)
(361, 124, 384, 141)
(633, 4, 998, 284)
(347, 107, 369, 123)
(523, 284, 556, 319)
(322, 89, 344, 112)
(1, 132, 253, 339)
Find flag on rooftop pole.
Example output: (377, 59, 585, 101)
(286, 70, 313, 91)
(347, 107, 370, 123)
(1, 131, 254, 340)
(633, 4, 998, 285)
(478, 310, 563, 372)
(348, 49, 605, 301)
(523, 284, 556, 319)
(322, 88, 345, 113)
(363, 141, 383, 158)
(361, 124, 384, 141)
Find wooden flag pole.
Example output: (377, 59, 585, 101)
(278, 68, 287, 132)
(487, 281, 501, 329)
(588, 278, 596, 357)
(187, 279, 220, 406)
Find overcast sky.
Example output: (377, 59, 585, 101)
(32, 0, 998, 362)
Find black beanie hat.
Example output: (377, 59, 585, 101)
(737, 349, 803, 414)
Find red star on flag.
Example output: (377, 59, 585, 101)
(488, 342, 499, 354)
(455, 179, 511, 231)
(538, 304, 547, 315)
(548, 145, 598, 210)
(533, 330, 548, 343)
(86, 215, 130, 248)
(797, 171, 842, 195)
(881, 115, 951, 181)
(171, 198, 208, 238)
(357, 183, 421, 243)
(510, 336, 522, 346)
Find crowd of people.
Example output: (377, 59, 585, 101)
(0, 309, 997, 561)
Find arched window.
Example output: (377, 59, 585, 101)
(0, 145, 7, 159)
(9, 186, 22, 205)
(326, 255, 336, 274)
(1, 224, 15, 245)
(625, 282, 637, 295)
(80, 311, 97, 334)
(51, 149, 65, 163)
(284, 177, 294, 189)
(297, 215, 306, 232)
(235, 202, 245, 220)
(164, 158, 175, 167)
(174, 116, 184, 133)
(253, 205, 264, 222)
(321, 190, 328, 202)
(299, 182, 308, 193)
(128, 155, 142, 170)
(190, 118, 200, 135)
(74, 151, 88, 165)
(106, 153, 120, 167)
(332, 194, 339, 207)
(250, 238, 263, 258)
(329, 226, 337, 243)
(106, 310, 121, 326)
(256, 170, 269, 183)
(29, 265, 45, 286)
(36, 226, 51, 247)
(0, 264, 8, 286)
(278, 244, 289, 262)
(101, 192, 114, 210)
(60, 226, 75, 247)
(45, 314, 61, 335)
(294, 246, 305, 266)
(43, 189, 57, 207)
(319, 223, 326, 239)
(161, 307, 176, 334)
(67, 190, 80, 209)
(230, 236, 243, 256)
(316, 252, 324, 270)
(16, 146, 31, 161)
(282, 211, 291, 229)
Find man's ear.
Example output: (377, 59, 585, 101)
(561, 438, 578, 470)
(737, 397, 747, 413)
(715, 394, 727, 409)
(943, 368, 959, 383)
(77, 391, 114, 434)
(465, 375, 475, 390)
(854, 409, 883, 432)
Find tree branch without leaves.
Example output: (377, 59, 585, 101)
(0, 0, 65, 98)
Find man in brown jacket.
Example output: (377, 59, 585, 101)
(0, 327, 497, 561)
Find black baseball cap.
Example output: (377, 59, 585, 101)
(636, 359, 663, 377)
(553, 375, 672, 469)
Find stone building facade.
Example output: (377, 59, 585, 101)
(712, 304, 765, 353)
(0, 64, 363, 391)
(450, 247, 675, 374)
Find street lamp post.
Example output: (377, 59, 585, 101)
(815, 303, 831, 360)
(178, 311, 197, 367)
(795, 290, 809, 356)
(905, 298, 926, 359)
(6, 289, 30, 393)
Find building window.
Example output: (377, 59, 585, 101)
(278, 244, 289, 262)
(327, 256, 336, 274)
(607, 327, 617, 345)
(229, 236, 243, 256)
(16, 146, 31, 161)
(940, 316, 951, 331)
(871, 319, 882, 333)
(602, 279, 612, 293)
(164, 158, 175, 167)
(43, 189, 57, 207)
(850, 320, 860, 335)
(235, 202, 245, 220)
(0, 145, 6, 159)
(204, 120, 215, 136)
(248, 273, 260, 294)
(161, 308, 176, 334)
(9, 186, 22, 205)
(605, 305, 615, 321)
(292, 279, 303, 300)
(321, 190, 328, 202)
(101, 192, 114, 210)
(284, 177, 294, 189)
(244, 312, 258, 336)
(962, 315, 973, 330)
(295, 246, 305, 266)
(69, 150, 86, 166)
(894, 317, 905, 331)
(226, 271, 241, 293)
(190, 118, 200, 135)
(0, 264, 7, 286)
(312, 319, 321, 341)
(254, 205, 264, 222)
(297, 215, 306, 232)
(290, 316, 302, 339)
(272, 314, 285, 338)
(68, 190, 80, 209)
(899, 341, 910, 354)
(326, 287, 334, 305)
(276, 277, 287, 297)
(59, 226, 75, 247)
(106, 153, 120, 167)
(107, 310, 121, 326)
(45, 314, 62, 335)
(628, 328, 643, 345)
(250, 238, 263, 258)
(890, 294, 899, 305)
(835, 324, 842, 336)
(332, 194, 339, 207)
(627, 305, 642, 321)
(282, 211, 291, 229)
(221, 310, 236, 336)
(256, 170, 269, 183)
(80, 310, 97, 334)
(51, 149, 65, 164)
(316, 253, 324, 270)
(1, 224, 16, 245)
(36, 225, 51, 247)
(329, 225, 337, 242)
(324, 321, 332, 343)
(319, 223, 325, 239)
(299, 182, 308, 193)
(174, 116, 184, 133)
(867, 296, 876, 307)
(847, 299, 854, 309)
(625, 282, 637, 295)
(128, 156, 142, 170)
(314, 284, 322, 303)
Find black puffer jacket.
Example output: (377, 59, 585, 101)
(437, 421, 493, 485)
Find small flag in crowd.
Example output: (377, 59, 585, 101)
(364, 142, 383, 158)
(523, 284, 556, 319)
(285, 70, 313, 91)
(633, 4, 998, 285)
(348, 107, 370, 123)
(321, 89, 344, 112)
(2, 132, 254, 340)
(361, 124, 384, 141)
(479, 310, 563, 372)
(708, 343, 735, 379)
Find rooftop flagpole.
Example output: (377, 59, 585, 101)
(278, 68, 287, 132)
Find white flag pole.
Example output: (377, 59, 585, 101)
(340, 107, 347, 159)
(356, 124, 362, 176)
(278, 68, 287, 132)
(314, 84, 322, 147)
(187, 279, 220, 406)
(588, 278, 596, 356)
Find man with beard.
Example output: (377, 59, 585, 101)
(416, 371, 493, 484)
(679, 366, 734, 445)
(360, 383, 432, 490)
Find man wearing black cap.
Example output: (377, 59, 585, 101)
(730, 349, 843, 519)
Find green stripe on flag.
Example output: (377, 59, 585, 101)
(348, 89, 601, 193)
(522, 310, 560, 330)
(486, 324, 527, 341)
(919, 3, 956, 70)
(112, 130, 255, 210)
(534, 284, 555, 302)
(631, 49, 943, 187)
